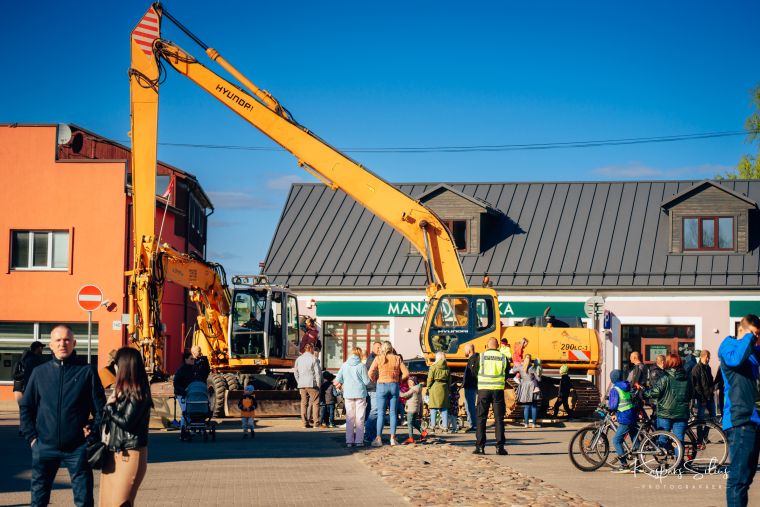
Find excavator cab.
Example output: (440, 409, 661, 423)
(228, 276, 300, 368)
(421, 288, 501, 368)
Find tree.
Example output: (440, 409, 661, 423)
(717, 84, 760, 180)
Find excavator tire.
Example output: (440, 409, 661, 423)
(207, 374, 228, 417)
(223, 373, 241, 391)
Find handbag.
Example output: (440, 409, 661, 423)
(87, 415, 110, 470)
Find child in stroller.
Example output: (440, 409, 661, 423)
(180, 381, 217, 441)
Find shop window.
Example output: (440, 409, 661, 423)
(321, 321, 390, 371)
(683, 217, 734, 251)
(11, 231, 69, 270)
(621, 324, 695, 373)
(0, 322, 98, 381)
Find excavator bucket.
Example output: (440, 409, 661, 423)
(225, 389, 301, 417)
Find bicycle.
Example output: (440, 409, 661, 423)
(682, 404, 728, 471)
(568, 406, 683, 475)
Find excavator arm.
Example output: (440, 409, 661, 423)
(131, 3, 466, 297)
(129, 3, 502, 370)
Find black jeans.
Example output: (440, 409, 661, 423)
(31, 442, 93, 507)
(552, 395, 573, 417)
(475, 389, 506, 448)
(726, 424, 760, 507)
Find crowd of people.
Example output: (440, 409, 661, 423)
(13, 313, 760, 507)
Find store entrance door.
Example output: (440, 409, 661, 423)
(322, 321, 390, 371)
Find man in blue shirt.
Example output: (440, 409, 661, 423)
(718, 314, 760, 507)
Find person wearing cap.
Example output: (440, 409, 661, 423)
(552, 364, 574, 419)
(608, 369, 636, 473)
(238, 384, 258, 439)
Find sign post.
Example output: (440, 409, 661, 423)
(77, 285, 104, 364)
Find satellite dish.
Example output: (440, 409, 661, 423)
(57, 124, 72, 145)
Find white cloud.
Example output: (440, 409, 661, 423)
(207, 250, 240, 260)
(207, 191, 274, 209)
(265, 174, 305, 190)
(592, 162, 733, 179)
(207, 218, 239, 228)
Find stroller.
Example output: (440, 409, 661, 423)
(180, 381, 217, 442)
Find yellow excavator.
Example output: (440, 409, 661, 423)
(129, 3, 600, 418)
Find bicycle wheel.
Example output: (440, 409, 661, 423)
(684, 421, 728, 471)
(637, 430, 683, 475)
(568, 425, 610, 472)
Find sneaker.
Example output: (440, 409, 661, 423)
(529, 422, 535, 429)
(522, 423, 529, 428)
(390, 436, 398, 446)
(346, 443, 354, 448)
(403, 437, 415, 444)
(304, 423, 312, 428)
(497, 446, 509, 456)
(472, 447, 485, 455)
(329, 424, 337, 428)
(420, 430, 429, 440)
(320, 424, 327, 428)
(371, 437, 383, 447)
(354, 442, 365, 447)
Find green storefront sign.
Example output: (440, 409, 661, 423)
(316, 300, 585, 318)
(730, 301, 760, 317)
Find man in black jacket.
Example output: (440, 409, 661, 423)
(462, 343, 479, 431)
(20, 325, 105, 507)
(691, 350, 715, 417)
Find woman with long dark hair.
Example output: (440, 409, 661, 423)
(99, 347, 152, 507)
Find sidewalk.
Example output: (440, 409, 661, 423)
(0, 410, 405, 506)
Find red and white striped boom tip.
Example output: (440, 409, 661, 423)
(132, 6, 161, 57)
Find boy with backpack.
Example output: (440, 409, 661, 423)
(238, 384, 257, 439)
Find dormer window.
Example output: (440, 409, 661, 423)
(683, 216, 734, 251)
(661, 181, 757, 254)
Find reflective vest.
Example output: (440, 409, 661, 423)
(478, 349, 508, 390)
(613, 386, 633, 412)
(499, 345, 512, 360)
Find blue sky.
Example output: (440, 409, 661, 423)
(3, 1, 759, 273)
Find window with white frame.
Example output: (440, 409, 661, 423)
(11, 231, 69, 270)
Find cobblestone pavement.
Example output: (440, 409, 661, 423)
(356, 437, 600, 507)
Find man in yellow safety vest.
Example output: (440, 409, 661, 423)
(474, 337, 509, 455)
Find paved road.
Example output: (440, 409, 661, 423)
(2, 406, 757, 506)
(0, 409, 403, 506)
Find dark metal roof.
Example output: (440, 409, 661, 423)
(262, 179, 760, 290)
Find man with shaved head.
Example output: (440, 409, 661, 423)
(20, 324, 105, 507)
(473, 337, 509, 456)
(627, 351, 649, 387)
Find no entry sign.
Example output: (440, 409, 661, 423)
(77, 285, 103, 311)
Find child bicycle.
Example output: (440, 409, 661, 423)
(568, 405, 683, 475)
